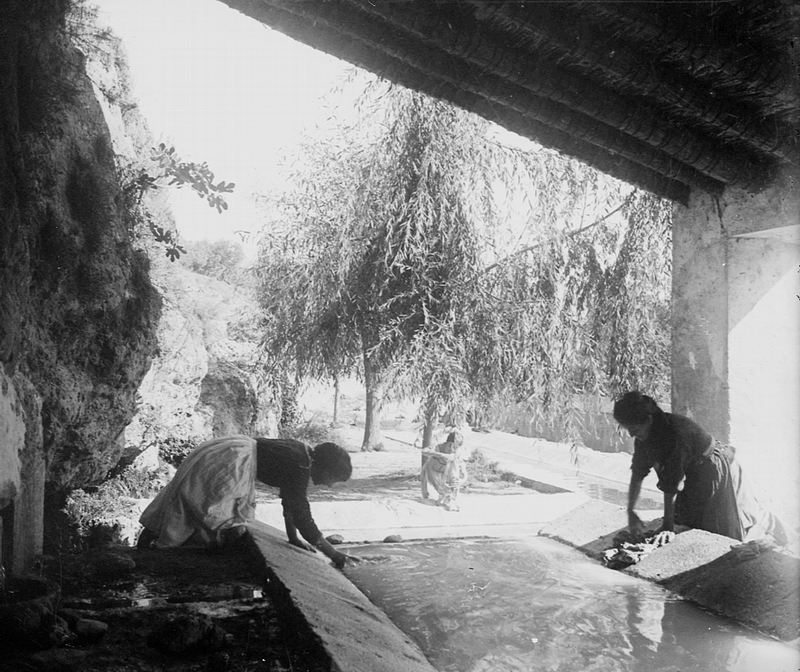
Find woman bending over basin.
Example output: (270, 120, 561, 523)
(613, 391, 790, 546)
(137, 435, 359, 568)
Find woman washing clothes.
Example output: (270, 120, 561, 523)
(137, 435, 360, 568)
(613, 391, 790, 546)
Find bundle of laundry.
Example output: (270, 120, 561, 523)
(601, 530, 673, 570)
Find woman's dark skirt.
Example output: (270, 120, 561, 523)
(675, 441, 788, 543)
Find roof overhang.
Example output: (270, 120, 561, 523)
(221, 0, 800, 205)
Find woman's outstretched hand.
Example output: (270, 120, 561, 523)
(650, 530, 675, 546)
(330, 550, 363, 569)
(289, 538, 317, 553)
(650, 522, 676, 547)
(627, 511, 646, 541)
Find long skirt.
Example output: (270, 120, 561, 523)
(675, 441, 789, 543)
(139, 435, 257, 548)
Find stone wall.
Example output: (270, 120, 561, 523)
(486, 395, 633, 453)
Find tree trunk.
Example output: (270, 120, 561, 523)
(279, 376, 299, 431)
(361, 351, 385, 451)
(421, 395, 438, 449)
(332, 377, 340, 425)
(420, 395, 438, 469)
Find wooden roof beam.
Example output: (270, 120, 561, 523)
(275, 0, 726, 193)
(576, 0, 800, 116)
(345, 0, 773, 190)
(221, 0, 693, 203)
(470, 1, 798, 167)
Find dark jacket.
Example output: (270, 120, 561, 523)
(630, 412, 713, 494)
(254, 438, 322, 544)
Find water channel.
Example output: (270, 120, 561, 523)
(344, 536, 799, 672)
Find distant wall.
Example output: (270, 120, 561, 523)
(486, 395, 658, 454)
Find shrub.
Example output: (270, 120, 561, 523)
(159, 437, 196, 467)
(280, 416, 346, 448)
(465, 449, 515, 483)
(63, 464, 169, 549)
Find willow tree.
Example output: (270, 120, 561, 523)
(461, 184, 671, 443)
(258, 77, 527, 449)
(256, 74, 671, 450)
(257, 79, 479, 449)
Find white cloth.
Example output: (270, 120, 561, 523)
(139, 435, 257, 548)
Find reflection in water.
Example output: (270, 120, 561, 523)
(345, 537, 799, 672)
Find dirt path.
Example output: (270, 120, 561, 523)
(256, 424, 532, 505)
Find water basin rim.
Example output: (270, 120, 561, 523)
(339, 534, 504, 549)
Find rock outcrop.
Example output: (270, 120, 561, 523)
(0, 4, 281, 571)
(123, 262, 278, 466)
(0, 4, 160, 573)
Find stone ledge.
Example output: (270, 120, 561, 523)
(539, 500, 800, 642)
(657, 539, 800, 642)
(247, 521, 437, 672)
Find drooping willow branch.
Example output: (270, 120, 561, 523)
(474, 191, 635, 281)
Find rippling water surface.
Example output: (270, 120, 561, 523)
(344, 537, 799, 672)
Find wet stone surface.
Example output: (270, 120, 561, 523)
(1, 542, 329, 672)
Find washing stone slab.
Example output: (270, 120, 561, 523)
(624, 527, 734, 581)
(649, 532, 800, 642)
(247, 521, 437, 672)
(539, 500, 800, 642)
(538, 499, 635, 557)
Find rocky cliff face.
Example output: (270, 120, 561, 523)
(0, 3, 161, 571)
(0, 4, 279, 571)
(123, 261, 278, 466)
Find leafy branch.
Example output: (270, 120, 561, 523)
(479, 192, 635, 278)
(151, 143, 235, 214)
(120, 145, 235, 261)
(148, 222, 186, 262)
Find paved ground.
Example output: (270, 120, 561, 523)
(261, 421, 662, 542)
(257, 487, 590, 542)
(256, 421, 657, 543)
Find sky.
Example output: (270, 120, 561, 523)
(92, 0, 548, 252)
(95, 0, 355, 246)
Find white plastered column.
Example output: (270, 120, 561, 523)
(672, 168, 800, 527)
